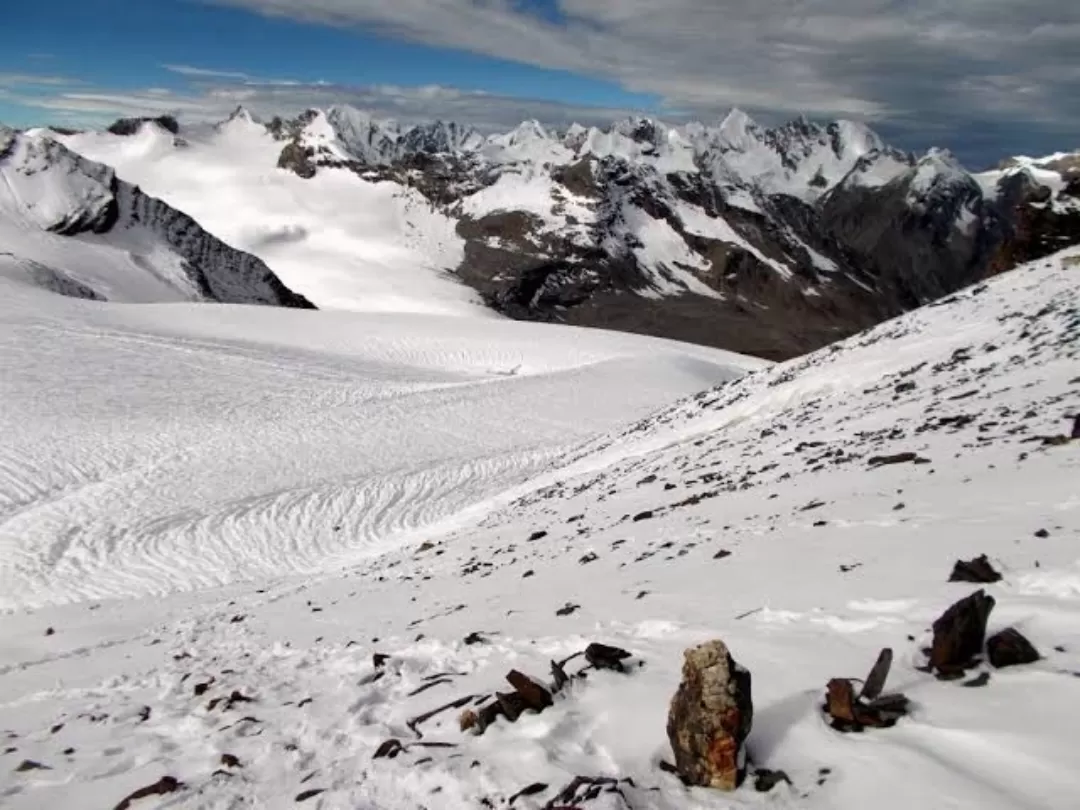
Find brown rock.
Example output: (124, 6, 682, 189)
(987, 628, 1040, 668)
(931, 590, 995, 675)
(506, 670, 553, 711)
(666, 639, 752, 791)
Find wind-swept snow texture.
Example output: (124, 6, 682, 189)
(2, 249, 1078, 810)
(0, 279, 757, 609)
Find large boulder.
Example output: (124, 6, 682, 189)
(667, 640, 753, 790)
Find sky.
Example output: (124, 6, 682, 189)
(1, 0, 1076, 168)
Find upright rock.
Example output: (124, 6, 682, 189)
(930, 589, 995, 677)
(667, 640, 753, 790)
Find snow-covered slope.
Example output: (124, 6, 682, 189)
(1, 248, 1076, 810)
(0, 130, 311, 307)
(59, 117, 478, 315)
(0, 277, 760, 610)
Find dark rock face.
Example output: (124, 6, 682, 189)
(930, 590, 995, 677)
(107, 116, 180, 136)
(277, 141, 317, 180)
(667, 640, 752, 790)
(987, 628, 1040, 668)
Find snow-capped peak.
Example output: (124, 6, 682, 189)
(716, 107, 760, 149)
(907, 148, 973, 199)
(0, 130, 117, 234)
(503, 119, 551, 146)
(224, 105, 256, 126)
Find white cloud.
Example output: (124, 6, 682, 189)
(162, 64, 254, 80)
(5, 80, 643, 134)
(201, 0, 1080, 147)
(0, 73, 82, 88)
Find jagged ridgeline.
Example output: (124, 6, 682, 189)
(258, 106, 1080, 359)
(72, 107, 1080, 358)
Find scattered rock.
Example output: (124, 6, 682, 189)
(295, 789, 326, 802)
(867, 452, 928, 467)
(713, 549, 732, 560)
(528, 530, 548, 542)
(930, 590, 995, 677)
(372, 653, 390, 669)
(15, 759, 50, 772)
(555, 603, 580, 617)
(666, 639, 753, 790)
(824, 648, 909, 731)
(1034, 528, 1050, 538)
(632, 510, 655, 522)
(373, 739, 405, 760)
(987, 628, 1040, 668)
(220, 754, 242, 768)
(949, 555, 1002, 584)
(753, 769, 792, 792)
(113, 776, 184, 810)
(585, 643, 633, 672)
(463, 632, 488, 646)
(44, 627, 55, 637)
(579, 552, 599, 565)
(506, 670, 553, 711)
(508, 782, 548, 806)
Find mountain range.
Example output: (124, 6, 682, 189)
(4, 106, 1078, 358)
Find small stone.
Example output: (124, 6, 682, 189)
(632, 511, 655, 522)
(753, 769, 791, 792)
(44, 627, 55, 637)
(295, 789, 325, 803)
(1034, 529, 1050, 538)
(373, 739, 404, 759)
(15, 759, 50, 772)
(867, 452, 924, 467)
(713, 549, 732, 560)
(527, 530, 548, 542)
(666, 640, 752, 791)
(987, 628, 1040, 668)
(220, 754, 242, 768)
(113, 776, 184, 810)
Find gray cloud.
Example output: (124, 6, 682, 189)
(202, 0, 1080, 163)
